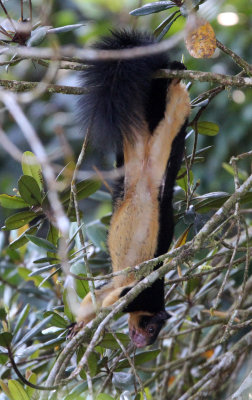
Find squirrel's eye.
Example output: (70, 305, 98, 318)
(148, 326, 155, 335)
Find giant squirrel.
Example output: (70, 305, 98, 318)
(75, 30, 191, 347)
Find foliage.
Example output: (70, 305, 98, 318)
(0, 1, 252, 400)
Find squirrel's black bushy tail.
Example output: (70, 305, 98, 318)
(78, 30, 172, 151)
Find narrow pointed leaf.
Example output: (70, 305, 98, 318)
(61, 179, 101, 204)
(9, 226, 38, 250)
(48, 23, 85, 34)
(25, 234, 57, 252)
(29, 263, 60, 276)
(155, 11, 180, 40)
(44, 311, 68, 328)
(130, 1, 175, 16)
(17, 315, 53, 346)
(13, 304, 30, 336)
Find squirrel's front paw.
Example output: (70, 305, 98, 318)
(67, 321, 85, 339)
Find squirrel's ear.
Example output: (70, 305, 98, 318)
(157, 310, 170, 321)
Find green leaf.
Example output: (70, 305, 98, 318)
(18, 175, 42, 205)
(25, 235, 57, 252)
(130, 1, 175, 16)
(65, 382, 88, 400)
(27, 26, 50, 47)
(86, 221, 107, 250)
(88, 351, 98, 377)
(4, 211, 36, 230)
(96, 395, 115, 400)
(185, 277, 201, 295)
(13, 304, 30, 336)
(26, 372, 37, 398)
(48, 23, 85, 34)
(9, 225, 38, 250)
(176, 167, 193, 192)
(0, 308, 7, 320)
(193, 192, 229, 213)
(0, 380, 14, 400)
(38, 267, 60, 288)
(90, 190, 111, 201)
(33, 256, 58, 264)
(29, 263, 60, 276)
(196, 121, 219, 136)
(117, 350, 160, 370)
(63, 288, 75, 322)
(193, 191, 252, 213)
(18, 267, 52, 288)
(0, 332, 12, 347)
(17, 315, 53, 346)
(0, 354, 8, 364)
(155, 11, 180, 40)
(75, 275, 90, 299)
(0, 194, 28, 209)
(99, 333, 130, 350)
(222, 162, 248, 181)
(100, 214, 112, 226)
(8, 380, 30, 400)
(22, 151, 43, 190)
(43, 311, 68, 328)
(61, 179, 101, 204)
(47, 224, 59, 248)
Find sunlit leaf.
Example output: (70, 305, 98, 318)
(176, 167, 193, 192)
(8, 380, 30, 400)
(26, 372, 37, 398)
(222, 162, 248, 181)
(0, 379, 14, 400)
(0, 194, 28, 209)
(75, 275, 90, 299)
(96, 394, 115, 400)
(22, 151, 43, 190)
(173, 226, 190, 248)
(196, 121, 219, 136)
(9, 225, 38, 250)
